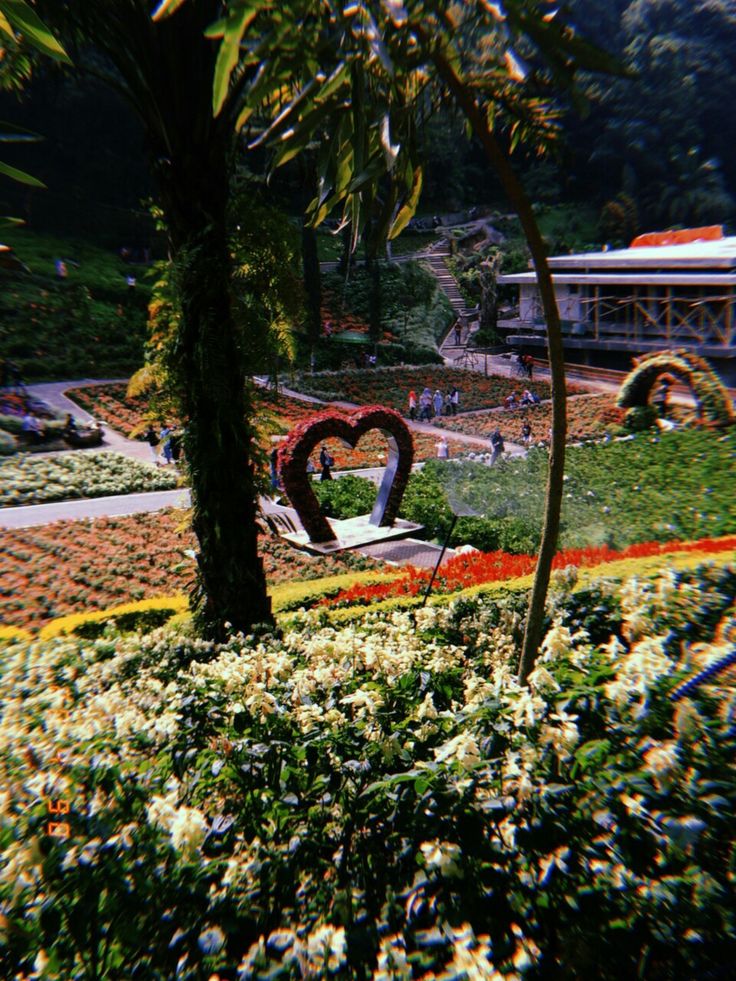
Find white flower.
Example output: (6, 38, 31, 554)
(540, 621, 574, 661)
(415, 692, 438, 721)
(375, 933, 411, 980)
(305, 924, 346, 973)
(434, 731, 481, 768)
(605, 637, 673, 714)
(168, 806, 207, 856)
(642, 740, 679, 777)
(527, 664, 560, 693)
(420, 839, 463, 877)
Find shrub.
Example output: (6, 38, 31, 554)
(0, 429, 18, 455)
(625, 404, 658, 431)
(314, 473, 378, 518)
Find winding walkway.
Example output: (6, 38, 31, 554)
(0, 376, 518, 536)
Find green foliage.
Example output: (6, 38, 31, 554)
(323, 259, 453, 353)
(313, 473, 378, 519)
(399, 429, 736, 551)
(0, 428, 18, 454)
(624, 404, 658, 432)
(580, 0, 736, 226)
(0, 228, 149, 380)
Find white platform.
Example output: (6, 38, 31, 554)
(281, 515, 423, 554)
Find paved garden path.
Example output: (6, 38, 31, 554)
(1, 376, 523, 535)
(29, 379, 153, 464)
(0, 489, 190, 529)
(259, 378, 524, 454)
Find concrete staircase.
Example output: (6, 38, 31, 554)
(420, 252, 476, 324)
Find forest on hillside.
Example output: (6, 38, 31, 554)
(0, 0, 734, 248)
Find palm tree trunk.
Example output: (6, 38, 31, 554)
(429, 49, 567, 683)
(170, 218, 273, 641)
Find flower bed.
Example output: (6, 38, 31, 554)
(65, 382, 151, 436)
(435, 393, 619, 443)
(0, 451, 178, 506)
(66, 383, 467, 467)
(323, 534, 736, 606)
(293, 365, 587, 414)
(0, 509, 381, 633)
(1, 563, 735, 977)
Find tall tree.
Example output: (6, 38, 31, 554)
(36, 0, 275, 639)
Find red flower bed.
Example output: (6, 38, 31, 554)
(0, 510, 379, 633)
(296, 367, 589, 415)
(323, 535, 736, 607)
(66, 383, 151, 436)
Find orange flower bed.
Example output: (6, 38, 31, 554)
(67, 383, 467, 466)
(324, 535, 736, 607)
(435, 394, 619, 444)
(0, 510, 378, 633)
(66, 383, 151, 437)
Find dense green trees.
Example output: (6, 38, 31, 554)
(33, 0, 276, 639)
(572, 0, 736, 232)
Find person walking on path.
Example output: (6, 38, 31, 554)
(454, 323, 462, 346)
(159, 425, 174, 465)
(490, 428, 505, 465)
(444, 390, 453, 416)
(450, 387, 460, 415)
(319, 444, 334, 481)
(420, 388, 432, 422)
(144, 425, 160, 465)
(436, 436, 450, 459)
(408, 390, 417, 421)
(433, 389, 444, 418)
(270, 446, 280, 491)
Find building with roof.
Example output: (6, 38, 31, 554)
(497, 226, 736, 385)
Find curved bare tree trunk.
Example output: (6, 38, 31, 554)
(429, 50, 567, 683)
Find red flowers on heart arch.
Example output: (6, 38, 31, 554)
(277, 406, 414, 543)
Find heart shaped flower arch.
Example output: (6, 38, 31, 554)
(277, 406, 414, 543)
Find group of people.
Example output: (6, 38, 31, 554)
(504, 389, 540, 410)
(19, 411, 93, 446)
(409, 386, 460, 421)
(144, 424, 182, 466)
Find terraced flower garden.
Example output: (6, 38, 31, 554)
(435, 392, 620, 443)
(66, 383, 470, 467)
(5, 365, 736, 977)
(293, 365, 588, 414)
(0, 509, 380, 633)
